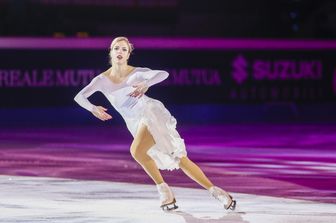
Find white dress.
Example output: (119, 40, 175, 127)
(74, 67, 187, 170)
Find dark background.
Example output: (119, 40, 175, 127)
(0, 0, 335, 125)
(1, 0, 336, 39)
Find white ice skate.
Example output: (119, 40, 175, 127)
(209, 186, 237, 210)
(156, 182, 178, 211)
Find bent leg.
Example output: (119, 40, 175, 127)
(179, 156, 214, 189)
(130, 123, 164, 185)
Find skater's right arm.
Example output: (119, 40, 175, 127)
(74, 69, 112, 121)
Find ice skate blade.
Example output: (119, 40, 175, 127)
(161, 203, 178, 211)
(161, 199, 178, 211)
(225, 199, 237, 211)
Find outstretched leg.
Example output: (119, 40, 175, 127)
(178, 156, 213, 189)
(179, 156, 236, 210)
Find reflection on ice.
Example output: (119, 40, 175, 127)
(0, 175, 335, 223)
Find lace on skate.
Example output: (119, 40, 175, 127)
(210, 186, 237, 211)
(157, 183, 178, 211)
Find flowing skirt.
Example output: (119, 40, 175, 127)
(125, 98, 187, 171)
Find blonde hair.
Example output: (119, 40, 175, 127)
(109, 36, 134, 64)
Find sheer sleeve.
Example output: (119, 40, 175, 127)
(127, 67, 169, 87)
(74, 75, 102, 112)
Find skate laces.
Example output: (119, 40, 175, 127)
(157, 183, 172, 203)
(159, 188, 168, 202)
(209, 186, 228, 204)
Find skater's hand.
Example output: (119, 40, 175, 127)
(92, 106, 112, 121)
(129, 82, 148, 98)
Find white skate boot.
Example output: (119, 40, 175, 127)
(156, 182, 178, 211)
(209, 186, 236, 210)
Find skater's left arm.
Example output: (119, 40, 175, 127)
(128, 68, 169, 98)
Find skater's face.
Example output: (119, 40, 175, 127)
(110, 40, 131, 65)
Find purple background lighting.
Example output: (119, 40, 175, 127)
(1, 37, 336, 50)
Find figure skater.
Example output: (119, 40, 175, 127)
(74, 36, 237, 211)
